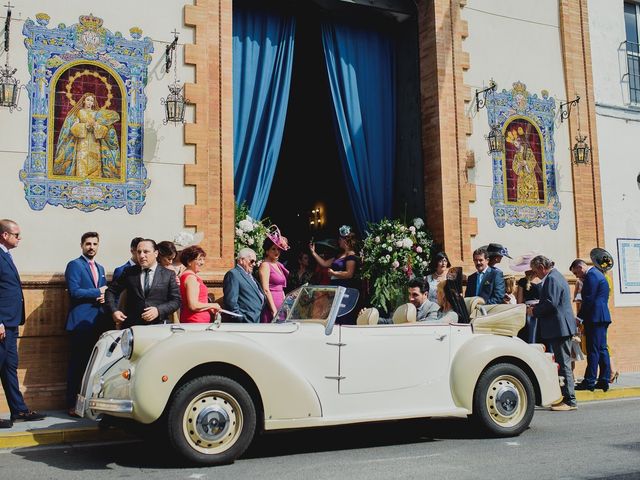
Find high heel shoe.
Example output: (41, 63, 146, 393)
(610, 371, 619, 384)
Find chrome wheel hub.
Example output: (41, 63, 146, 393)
(494, 384, 519, 417)
(195, 405, 230, 442)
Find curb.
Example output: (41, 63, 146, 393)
(0, 426, 131, 449)
(575, 386, 640, 403)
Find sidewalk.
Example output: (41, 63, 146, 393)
(1, 372, 639, 450)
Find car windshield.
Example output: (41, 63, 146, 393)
(274, 286, 359, 334)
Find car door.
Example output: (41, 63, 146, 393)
(338, 323, 451, 396)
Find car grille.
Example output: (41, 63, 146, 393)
(79, 345, 99, 398)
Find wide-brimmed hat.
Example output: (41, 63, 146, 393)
(509, 251, 539, 272)
(487, 243, 512, 259)
(173, 231, 204, 249)
(314, 238, 339, 252)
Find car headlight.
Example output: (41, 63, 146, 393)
(121, 328, 134, 359)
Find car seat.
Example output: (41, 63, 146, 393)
(392, 303, 417, 324)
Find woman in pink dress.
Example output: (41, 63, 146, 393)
(179, 245, 220, 323)
(258, 227, 290, 323)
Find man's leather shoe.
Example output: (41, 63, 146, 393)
(11, 410, 46, 422)
(595, 380, 610, 392)
(0, 419, 13, 428)
(574, 382, 594, 391)
(550, 402, 577, 411)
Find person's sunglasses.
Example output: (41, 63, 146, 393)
(248, 259, 257, 265)
(5, 232, 21, 239)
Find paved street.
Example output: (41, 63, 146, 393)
(1, 397, 639, 480)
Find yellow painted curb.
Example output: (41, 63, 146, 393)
(0, 427, 130, 449)
(575, 387, 640, 403)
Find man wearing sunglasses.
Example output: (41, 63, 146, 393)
(0, 219, 46, 428)
(222, 248, 264, 323)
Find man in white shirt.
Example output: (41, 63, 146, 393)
(106, 239, 181, 328)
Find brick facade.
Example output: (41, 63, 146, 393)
(2, 0, 637, 413)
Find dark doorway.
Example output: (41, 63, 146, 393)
(261, 1, 424, 255)
(262, 9, 355, 253)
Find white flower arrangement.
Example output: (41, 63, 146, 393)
(234, 203, 269, 258)
(362, 218, 433, 313)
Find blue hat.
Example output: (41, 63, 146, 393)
(487, 243, 512, 259)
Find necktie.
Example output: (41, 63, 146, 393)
(476, 271, 484, 293)
(88, 260, 98, 287)
(143, 268, 151, 296)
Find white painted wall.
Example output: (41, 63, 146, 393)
(589, 0, 640, 306)
(0, 1, 196, 274)
(462, 0, 577, 274)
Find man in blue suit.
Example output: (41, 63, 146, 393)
(223, 248, 264, 323)
(465, 247, 505, 304)
(112, 237, 143, 281)
(529, 255, 578, 411)
(570, 259, 612, 392)
(64, 232, 108, 416)
(0, 219, 45, 427)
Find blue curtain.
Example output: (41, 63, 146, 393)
(233, 7, 295, 219)
(321, 21, 396, 233)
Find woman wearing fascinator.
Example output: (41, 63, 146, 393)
(258, 226, 290, 323)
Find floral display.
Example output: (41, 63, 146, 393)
(361, 217, 433, 313)
(234, 202, 270, 258)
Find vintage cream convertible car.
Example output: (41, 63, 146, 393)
(76, 285, 562, 466)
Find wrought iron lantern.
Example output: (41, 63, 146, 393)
(0, 64, 20, 111)
(486, 123, 505, 154)
(572, 133, 591, 165)
(1, 1, 20, 112)
(161, 30, 188, 125)
(162, 83, 186, 124)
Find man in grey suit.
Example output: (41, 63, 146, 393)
(223, 248, 264, 323)
(528, 255, 577, 411)
(106, 239, 181, 328)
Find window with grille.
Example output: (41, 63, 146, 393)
(625, 2, 640, 103)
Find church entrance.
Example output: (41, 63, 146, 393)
(242, 0, 424, 257)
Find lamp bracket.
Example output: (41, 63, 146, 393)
(165, 30, 179, 74)
(560, 95, 580, 123)
(475, 79, 497, 112)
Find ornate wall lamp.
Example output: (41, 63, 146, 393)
(160, 30, 188, 125)
(475, 79, 496, 112)
(561, 95, 591, 165)
(0, 2, 21, 112)
(486, 124, 505, 154)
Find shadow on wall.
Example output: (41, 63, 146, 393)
(9, 277, 70, 412)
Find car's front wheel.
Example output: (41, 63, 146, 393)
(472, 363, 535, 437)
(167, 375, 256, 465)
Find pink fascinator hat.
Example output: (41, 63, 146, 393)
(266, 225, 290, 251)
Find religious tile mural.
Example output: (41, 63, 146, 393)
(19, 13, 153, 213)
(486, 82, 560, 229)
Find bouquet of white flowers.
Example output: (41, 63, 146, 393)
(234, 203, 270, 259)
(361, 217, 432, 313)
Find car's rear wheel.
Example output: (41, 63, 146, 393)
(472, 363, 535, 437)
(167, 375, 256, 465)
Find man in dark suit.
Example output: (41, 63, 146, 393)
(0, 219, 45, 428)
(112, 237, 144, 281)
(64, 232, 108, 416)
(529, 255, 577, 411)
(570, 259, 612, 392)
(465, 247, 505, 304)
(223, 248, 264, 323)
(106, 239, 181, 329)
